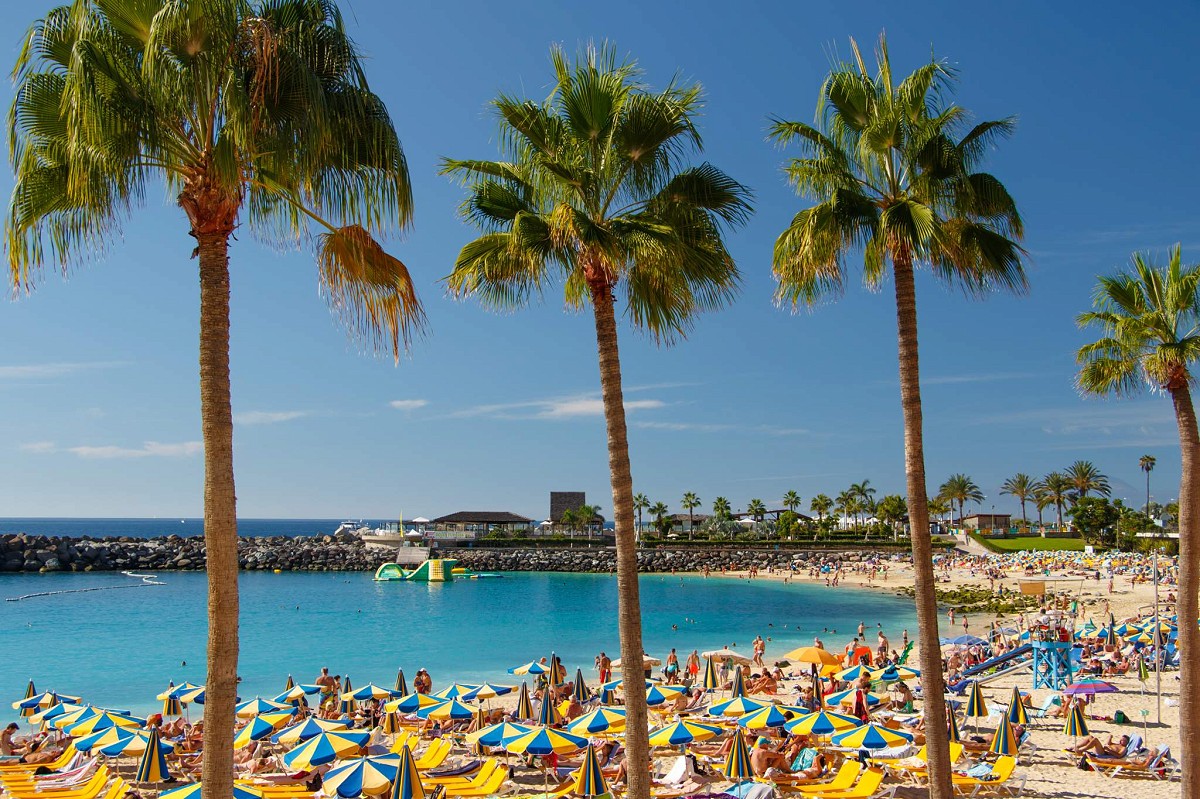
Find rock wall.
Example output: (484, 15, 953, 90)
(442, 546, 901, 573)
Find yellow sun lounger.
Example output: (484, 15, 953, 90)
(778, 762, 862, 793)
(1085, 745, 1179, 780)
(441, 765, 511, 798)
(4, 768, 109, 799)
(951, 756, 1023, 797)
(413, 739, 452, 770)
(0, 746, 79, 773)
(806, 768, 892, 799)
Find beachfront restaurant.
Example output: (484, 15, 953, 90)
(429, 510, 534, 535)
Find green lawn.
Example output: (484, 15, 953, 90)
(974, 535, 1089, 552)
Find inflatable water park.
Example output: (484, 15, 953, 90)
(373, 558, 502, 582)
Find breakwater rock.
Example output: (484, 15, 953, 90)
(0, 533, 395, 573)
(443, 546, 899, 574)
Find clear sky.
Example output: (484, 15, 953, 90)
(1, 0, 1197, 522)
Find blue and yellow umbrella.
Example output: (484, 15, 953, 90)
(74, 727, 136, 754)
(946, 703, 962, 744)
(390, 745, 425, 799)
(708, 696, 768, 718)
(347, 684, 404, 702)
(509, 660, 550, 676)
(825, 689, 885, 709)
(1006, 687, 1029, 726)
(134, 727, 170, 783)
(567, 707, 626, 735)
(433, 684, 482, 701)
(273, 717, 351, 746)
(729, 669, 746, 698)
(50, 704, 100, 730)
(158, 682, 199, 702)
(871, 665, 919, 682)
(964, 681, 987, 729)
(380, 711, 400, 735)
(99, 730, 173, 758)
(537, 696, 561, 727)
(32, 701, 83, 726)
(160, 683, 183, 718)
(236, 697, 293, 718)
(514, 683, 534, 721)
(65, 711, 144, 736)
(284, 675, 295, 692)
(462, 683, 514, 702)
(501, 727, 587, 756)
(988, 714, 1018, 757)
(1063, 701, 1089, 740)
(282, 730, 371, 769)
(274, 684, 322, 705)
(17, 680, 36, 718)
(175, 685, 210, 705)
(703, 658, 720, 691)
(16, 691, 77, 712)
(418, 699, 474, 721)
(573, 669, 589, 704)
(644, 685, 687, 707)
(340, 677, 357, 715)
(573, 743, 608, 797)
(830, 722, 913, 750)
(467, 722, 532, 749)
(395, 669, 408, 696)
(234, 711, 294, 749)
(737, 704, 797, 730)
(723, 729, 752, 783)
(385, 693, 443, 714)
(648, 719, 723, 748)
(161, 784, 263, 799)
(834, 664, 873, 682)
(784, 710, 861, 738)
(324, 754, 402, 798)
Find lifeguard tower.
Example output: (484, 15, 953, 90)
(1030, 610, 1074, 690)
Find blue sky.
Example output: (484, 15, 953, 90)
(1, 0, 1197, 521)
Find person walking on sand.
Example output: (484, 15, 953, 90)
(753, 635, 766, 666)
(686, 650, 700, 683)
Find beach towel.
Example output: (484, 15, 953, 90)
(789, 748, 817, 772)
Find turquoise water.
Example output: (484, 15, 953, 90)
(0, 571, 916, 716)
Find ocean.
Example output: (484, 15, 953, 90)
(0, 518, 352, 539)
(0, 570, 918, 717)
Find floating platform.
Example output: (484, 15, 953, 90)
(373, 558, 502, 582)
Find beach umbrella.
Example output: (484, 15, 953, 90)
(702, 647, 753, 665)
(964, 682, 987, 731)
(74, 726, 136, 754)
(432, 684, 483, 701)
(722, 729, 752, 784)
(380, 711, 400, 736)
(1063, 701, 1089, 744)
(537, 696, 560, 727)
(648, 719, 723, 748)
(234, 711, 294, 749)
(830, 722, 913, 750)
(284, 675, 295, 692)
(1062, 678, 1119, 696)
(834, 664, 873, 682)
(390, 744, 425, 799)
(708, 696, 768, 718)
(384, 693, 443, 714)
(98, 730, 174, 758)
(160, 683, 183, 718)
(49, 704, 101, 730)
(1006, 687, 1029, 725)
(17, 681, 35, 718)
(273, 717, 351, 745)
(395, 669, 408, 696)
(32, 701, 83, 726)
(782, 646, 840, 667)
(872, 665, 919, 682)
(502, 726, 587, 756)
(825, 689, 885, 709)
(514, 683, 534, 721)
(509, 660, 550, 676)
(1137, 655, 1150, 687)
(236, 697, 293, 718)
(274, 684, 322, 706)
(134, 727, 170, 784)
(65, 711, 144, 736)
(729, 668, 746, 698)
(418, 699, 475, 722)
(175, 685, 210, 705)
(157, 682, 199, 701)
(340, 677, 357, 715)
(567, 707, 626, 735)
(324, 754, 402, 798)
(161, 785, 264, 799)
(461, 683, 514, 702)
(549, 653, 564, 687)
(467, 722, 532, 749)
(737, 704, 797, 730)
(644, 685, 687, 707)
(282, 729, 371, 769)
(16, 690, 76, 711)
(573, 669, 589, 703)
(946, 702, 962, 744)
(785, 710, 861, 738)
(601, 678, 659, 692)
(573, 742, 609, 797)
(703, 658, 720, 691)
(988, 713, 1018, 757)
(347, 683, 404, 702)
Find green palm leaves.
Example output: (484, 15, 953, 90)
(8, 0, 422, 357)
(441, 43, 751, 339)
(769, 35, 1024, 304)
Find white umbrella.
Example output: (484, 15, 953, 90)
(612, 654, 662, 668)
(702, 648, 752, 665)
(737, 518, 756, 526)
(411, 517, 430, 524)
(540, 520, 554, 527)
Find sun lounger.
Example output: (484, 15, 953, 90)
(413, 739, 452, 770)
(425, 759, 498, 787)
(776, 762, 861, 793)
(878, 743, 964, 784)
(951, 756, 1023, 797)
(803, 767, 892, 799)
(440, 764, 510, 797)
(1086, 745, 1179, 780)
(4, 767, 109, 799)
(1, 757, 101, 789)
(0, 746, 79, 774)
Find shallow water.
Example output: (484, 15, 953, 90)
(0, 570, 916, 715)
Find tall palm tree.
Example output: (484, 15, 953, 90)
(782, 490, 802, 513)
(1077, 246, 1200, 793)
(1040, 472, 1073, 532)
(1065, 460, 1111, 499)
(577, 504, 603, 536)
(835, 490, 856, 530)
(939, 474, 984, 528)
(746, 498, 767, 522)
(713, 496, 732, 519)
(649, 501, 670, 534)
(1140, 455, 1157, 515)
(442, 47, 750, 799)
(633, 493, 650, 535)
(769, 36, 1025, 795)
(681, 492, 701, 540)
(851, 480, 876, 529)
(1033, 489, 1051, 534)
(927, 495, 951, 531)
(809, 494, 833, 522)
(1000, 473, 1036, 533)
(7, 5, 422, 798)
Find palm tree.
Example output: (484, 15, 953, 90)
(783, 490, 802, 514)
(713, 497, 732, 519)
(1040, 472, 1073, 532)
(1141, 455, 1157, 515)
(835, 491, 856, 530)
(577, 504, 602, 537)
(851, 480, 876, 529)
(939, 474, 984, 529)
(1077, 246, 1200, 792)
(746, 498, 767, 522)
(633, 493, 650, 535)
(559, 508, 578, 535)
(681, 492, 702, 540)
(1034, 490, 1052, 534)
(769, 36, 1026, 794)
(810, 494, 833, 522)
(1066, 460, 1111, 499)
(927, 495, 951, 531)
(7, 5, 422, 798)
(1000, 474, 1036, 533)
(442, 47, 750, 799)
(876, 495, 908, 537)
(649, 501, 671, 535)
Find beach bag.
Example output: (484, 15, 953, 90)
(1077, 756, 1092, 771)
(1113, 710, 1128, 724)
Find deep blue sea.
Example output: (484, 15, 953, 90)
(0, 570, 918, 718)
(0, 518, 352, 539)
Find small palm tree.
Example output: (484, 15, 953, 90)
(441, 47, 751, 796)
(633, 493, 650, 535)
(681, 492, 702, 540)
(1077, 245, 1200, 791)
(851, 480, 877, 529)
(1140, 455, 1157, 515)
(1065, 460, 1111, 499)
(649, 502, 671, 535)
(746, 498, 767, 522)
(577, 504, 602, 537)
(939, 474, 984, 528)
(713, 497, 732, 519)
(810, 494, 833, 522)
(1000, 474, 1036, 533)
(1040, 472, 1073, 532)
(783, 490, 802, 513)
(835, 490, 856, 530)
(7, 5, 423, 796)
(928, 496, 951, 530)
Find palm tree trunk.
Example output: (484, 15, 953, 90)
(1170, 384, 1200, 799)
(590, 283, 650, 799)
(891, 253, 951, 799)
(1020, 498, 1027, 532)
(195, 227, 239, 799)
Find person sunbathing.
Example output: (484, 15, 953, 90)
(1069, 733, 1129, 756)
(750, 737, 792, 777)
(748, 672, 778, 694)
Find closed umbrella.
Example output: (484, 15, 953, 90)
(1063, 700, 1088, 745)
(324, 754, 402, 798)
(702, 658, 720, 692)
(573, 669, 589, 703)
(282, 730, 371, 769)
(380, 711, 400, 736)
(988, 714, 1017, 757)
(648, 719, 723, 748)
(830, 722, 913, 750)
(537, 696, 560, 727)
(390, 744, 425, 799)
(722, 729, 752, 784)
(514, 683, 534, 721)
(395, 669, 408, 696)
(284, 675, 295, 692)
(161, 682, 183, 718)
(574, 742, 608, 797)
(340, 677, 357, 715)
(134, 727, 170, 784)
(729, 668, 746, 698)
(17, 681, 35, 718)
(946, 702, 961, 744)
(964, 681, 987, 731)
(1006, 687, 1029, 725)
(567, 707, 626, 735)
